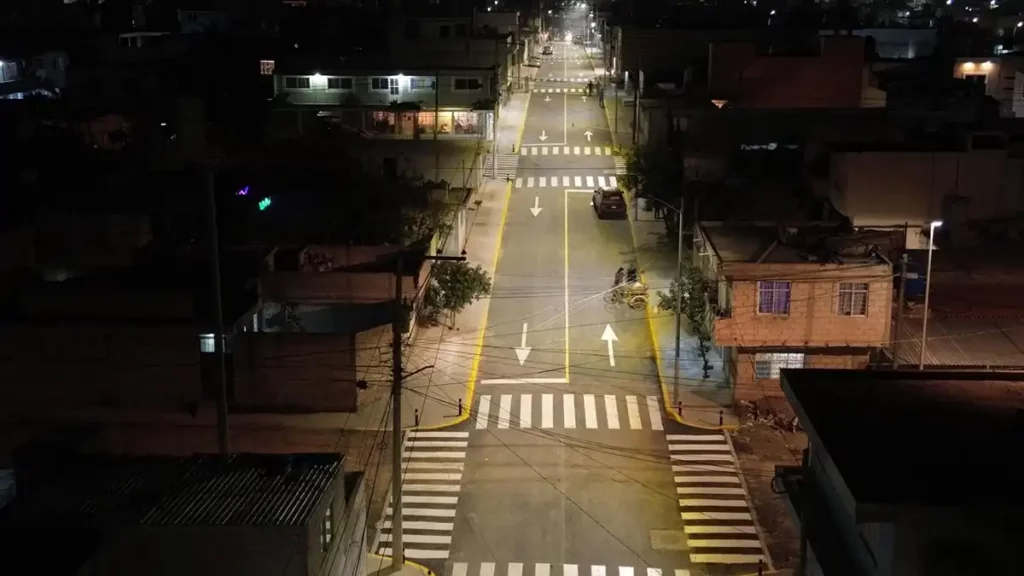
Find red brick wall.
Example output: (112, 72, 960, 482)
(714, 262, 892, 348)
(0, 325, 203, 414)
(232, 333, 358, 412)
(732, 350, 870, 403)
(708, 36, 865, 109)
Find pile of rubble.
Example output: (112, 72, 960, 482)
(738, 400, 802, 433)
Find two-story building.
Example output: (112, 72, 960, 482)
(1, 452, 367, 576)
(708, 35, 885, 109)
(776, 369, 1024, 576)
(952, 56, 1024, 118)
(818, 133, 1024, 249)
(273, 65, 497, 140)
(696, 224, 895, 403)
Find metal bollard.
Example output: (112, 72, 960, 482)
(676, 401, 683, 416)
(757, 559, 764, 576)
(414, 409, 420, 426)
(458, 398, 463, 415)
(719, 410, 723, 426)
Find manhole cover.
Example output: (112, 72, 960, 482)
(649, 530, 688, 551)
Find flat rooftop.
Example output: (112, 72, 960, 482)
(783, 370, 1024, 508)
(701, 225, 893, 264)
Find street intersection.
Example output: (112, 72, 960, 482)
(376, 42, 770, 576)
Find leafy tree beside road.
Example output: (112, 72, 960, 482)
(657, 253, 719, 379)
(423, 260, 492, 328)
(623, 144, 683, 235)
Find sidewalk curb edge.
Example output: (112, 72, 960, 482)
(624, 191, 738, 432)
(412, 93, 531, 431)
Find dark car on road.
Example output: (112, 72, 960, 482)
(542, 45, 553, 55)
(592, 187, 627, 219)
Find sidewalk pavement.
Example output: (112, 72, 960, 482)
(367, 553, 433, 576)
(341, 92, 531, 431)
(628, 201, 739, 430)
(602, 86, 633, 153)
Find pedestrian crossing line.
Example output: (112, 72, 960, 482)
(536, 76, 589, 83)
(472, 393, 664, 430)
(444, 563, 692, 576)
(667, 433, 767, 567)
(613, 156, 628, 175)
(522, 146, 614, 156)
(486, 153, 520, 180)
(532, 87, 584, 93)
(681, 511, 752, 521)
(514, 175, 618, 189)
(376, 430, 466, 560)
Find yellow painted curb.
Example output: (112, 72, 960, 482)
(367, 553, 434, 576)
(412, 94, 531, 432)
(602, 95, 619, 152)
(623, 192, 737, 432)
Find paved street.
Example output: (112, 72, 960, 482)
(376, 43, 769, 576)
(435, 42, 768, 576)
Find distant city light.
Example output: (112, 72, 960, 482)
(259, 197, 272, 211)
(237, 186, 249, 196)
(972, 17, 979, 23)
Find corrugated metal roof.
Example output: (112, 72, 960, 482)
(140, 454, 339, 526)
(1, 454, 340, 529)
(897, 315, 1024, 367)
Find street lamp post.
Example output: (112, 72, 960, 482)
(919, 220, 942, 370)
(645, 196, 685, 395)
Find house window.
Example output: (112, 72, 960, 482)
(754, 353, 804, 380)
(285, 76, 310, 89)
(369, 77, 400, 95)
(440, 24, 451, 38)
(260, 60, 275, 75)
(837, 282, 869, 316)
(327, 77, 352, 90)
(320, 502, 334, 552)
(757, 281, 791, 315)
(199, 333, 225, 354)
(453, 77, 482, 91)
(410, 77, 435, 91)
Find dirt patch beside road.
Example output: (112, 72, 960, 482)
(729, 408, 806, 573)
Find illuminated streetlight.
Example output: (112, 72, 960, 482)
(919, 220, 943, 370)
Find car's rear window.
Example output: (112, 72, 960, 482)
(605, 192, 624, 200)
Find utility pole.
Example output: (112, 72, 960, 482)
(435, 70, 441, 182)
(205, 166, 230, 455)
(390, 256, 405, 568)
(389, 250, 465, 569)
(673, 200, 684, 398)
(892, 254, 908, 369)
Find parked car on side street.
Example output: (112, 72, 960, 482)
(592, 187, 627, 219)
(542, 45, 553, 55)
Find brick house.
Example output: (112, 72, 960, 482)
(696, 223, 894, 402)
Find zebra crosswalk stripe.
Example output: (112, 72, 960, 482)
(446, 564, 692, 576)
(473, 394, 663, 430)
(666, 433, 768, 566)
(514, 175, 617, 188)
(375, 430, 468, 560)
(485, 154, 519, 180)
(520, 146, 614, 156)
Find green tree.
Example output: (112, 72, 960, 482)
(657, 254, 719, 378)
(424, 261, 492, 328)
(623, 144, 683, 235)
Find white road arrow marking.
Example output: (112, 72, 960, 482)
(584, 130, 593, 142)
(539, 130, 548, 141)
(515, 323, 532, 365)
(578, 72, 584, 77)
(581, 96, 587, 102)
(548, 72, 554, 77)
(601, 324, 618, 367)
(544, 95, 551, 102)
(530, 197, 543, 217)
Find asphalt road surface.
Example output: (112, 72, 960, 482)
(385, 42, 771, 576)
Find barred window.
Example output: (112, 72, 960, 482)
(754, 353, 804, 379)
(837, 282, 869, 316)
(757, 281, 791, 315)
